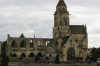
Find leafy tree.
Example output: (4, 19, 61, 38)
(90, 47, 100, 62)
(55, 53, 60, 64)
(1, 51, 8, 66)
(1, 41, 7, 56)
(7, 56, 9, 62)
(86, 54, 90, 61)
(1, 41, 9, 66)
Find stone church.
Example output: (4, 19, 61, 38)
(6, 0, 88, 61)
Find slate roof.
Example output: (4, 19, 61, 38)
(57, 0, 66, 6)
(70, 25, 86, 34)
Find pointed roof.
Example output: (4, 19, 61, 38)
(70, 25, 86, 34)
(57, 0, 66, 6)
(34, 34, 35, 38)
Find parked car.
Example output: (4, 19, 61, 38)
(97, 58, 100, 66)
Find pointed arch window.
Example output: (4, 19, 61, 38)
(30, 40, 34, 48)
(20, 40, 26, 48)
(11, 40, 17, 48)
(38, 41, 42, 47)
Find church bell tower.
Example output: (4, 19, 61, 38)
(53, 0, 71, 39)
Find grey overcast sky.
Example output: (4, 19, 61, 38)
(0, 0, 100, 48)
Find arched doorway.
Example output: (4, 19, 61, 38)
(12, 53, 17, 57)
(37, 52, 43, 57)
(67, 48, 75, 60)
(21, 53, 26, 57)
(29, 53, 34, 57)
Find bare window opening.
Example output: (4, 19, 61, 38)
(46, 41, 49, 46)
(11, 40, 17, 47)
(30, 40, 34, 48)
(20, 40, 26, 48)
(38, 41, 42, 47)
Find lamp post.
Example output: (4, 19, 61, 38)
(73, 45, 75, 66)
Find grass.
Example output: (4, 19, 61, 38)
(8, 62, 23, 64)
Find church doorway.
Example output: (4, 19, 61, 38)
(67, 48, 75, 60)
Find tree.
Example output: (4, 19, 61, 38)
(7, 56, 9, 62)
(90, 47, 100, 62)
(1, 51, 8, 66)
(55, 53, 60, 64)
(1, 41, 9, 66)
(86, 54, 90, 61)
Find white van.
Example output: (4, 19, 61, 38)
(97, 58, 100, 66)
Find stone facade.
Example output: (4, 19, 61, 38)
(6, 0, 88, 61)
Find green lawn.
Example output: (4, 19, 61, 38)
(53, 65, 91, 66)
(8, 62, 23, 64)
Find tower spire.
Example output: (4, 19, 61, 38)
(57, 0, 66, 6)
(34, 34, 35, 38)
